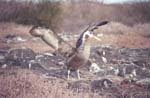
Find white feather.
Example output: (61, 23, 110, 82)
(102, 56, 107, 64)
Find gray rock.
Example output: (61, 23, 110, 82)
(136, 78, 150, 85)
(136, 78, 150, 89)
(3, 34, 28, 44)
(5, 48, 36, 68)
(91, 79, 113, 91)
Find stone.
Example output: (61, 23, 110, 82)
(89, 63, 101, 73)
(6, 48, 36, 68)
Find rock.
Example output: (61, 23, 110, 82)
(34, 53, 64, 70)
(0, 55, 5, 60)
(133, 60, 150, 69)
(0, 55, 5, 65)
(89, 63, 102, 73)
(89, 45, 150, 83)
(136, 78, 150, 89)
(4, 34, 16, 39)
(109, 66, 119, 75)
(3, 34, 28, 44)
(0, 49, 8, 66)
(14, 36, 27, 42)
(136, 78, 150, 85)
(1, 64, 7, 69)
(6, 48, 36, 68)
(92, 46, 150, 66)
(43, 52, 54, 57)
(91, 79, 113, 91)
(58, 61, 64, 66)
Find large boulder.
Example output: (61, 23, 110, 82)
(5, 48, 36, 68)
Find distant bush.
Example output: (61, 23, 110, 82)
(0, 0, 150, 32)
(0, 0, 62, 31)
(130, 1, 150, 23)
(61, 1, 150, 32)
(36, 0, 63, 31)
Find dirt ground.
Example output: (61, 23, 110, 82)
(0, 22, 150, 98)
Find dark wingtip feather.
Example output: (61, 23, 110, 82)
(76, 36, 83, 48)
(90, 21, 109, 31)
(96, 21, 109, 27)
(29, 25, 39, 33)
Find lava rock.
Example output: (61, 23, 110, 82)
(3, 34, 27, 43)
(91, 79, 113, 91)
(5, 48, 36, 68)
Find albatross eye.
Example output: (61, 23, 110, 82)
(85, 34, 89, 39)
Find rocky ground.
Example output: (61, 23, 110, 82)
(0, 22, 150, 98)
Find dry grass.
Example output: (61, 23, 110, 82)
(0, 68, 103, 98)
(0, 22, 150, 53)
(0, 67, 150, 98)
(94, 22, 150, 48)
(0, 22, 31, 38)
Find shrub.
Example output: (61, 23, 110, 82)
(130, 1, 150, 23)
(0, 0, 63, 31)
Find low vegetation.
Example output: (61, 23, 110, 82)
(0, 0, 62, 31)
(0, 0, 150, 32)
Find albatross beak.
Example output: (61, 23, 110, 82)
(93, 35, 101, 41)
